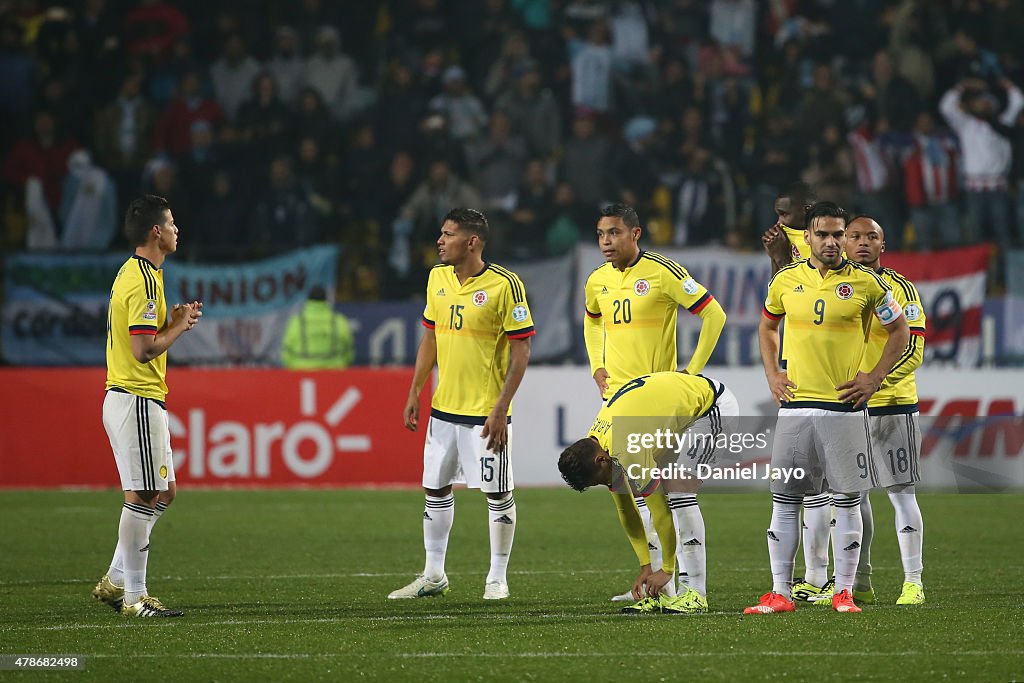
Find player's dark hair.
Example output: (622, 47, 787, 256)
(444, 207, 489, 241)
(600, 203, 640, 229)
(124, 195, 170, 247)
(777, 182, 817, 208)
(558, 438, 602, 492)
(849, 215, 885, 238)
(805, 201, 849, 230)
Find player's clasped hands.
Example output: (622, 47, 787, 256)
(172, 301, 203, 331)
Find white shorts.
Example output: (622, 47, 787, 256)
(422, 416, 513, 493)
(677, 381, 741, 468)
(769, 407, 875, 495)
(103, 390, 174, 492)
(868, 410, 921, 488)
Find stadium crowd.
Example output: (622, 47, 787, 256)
(2, 0, 1024, 297)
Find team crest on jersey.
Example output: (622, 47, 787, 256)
(682, 278, 700, 295)
(472, 290, 488, 306)
(512, 305, 529, 322)
(905, 303, 921, 321)
(633, 279, 651, 296)
(791, 244, 801, 259)
(835, 283, 854, 300)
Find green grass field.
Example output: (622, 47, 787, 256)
(1, 489, 1022, 681)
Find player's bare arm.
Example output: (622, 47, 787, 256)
(130, 301, 202, 363)
(758, 314, 796, 404)
(837, 314, 909, 405)
(403, 327, 437, 431)
(481, 337, 531, 455)
(593, 367, 609, 395)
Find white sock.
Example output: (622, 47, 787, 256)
(888, 485, 924, 585)
(768, 494, 802, 600)
(801, 492, 832, 587)
(109, 500, 168, 585)
(635, 496, 664, 576)
(832, 493, 864, 594)
(423, 493, 455, 581)
(856, 492, 874, 591)
(486, 493, 516, 584)
(119, 503, 154, 605)
(668, 493, 706, 597)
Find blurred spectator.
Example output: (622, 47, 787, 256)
(292, 87, 338, 153)
(710, 0, 756, 59)
(464, 111, 528, 208)
(746, 109, 801, 230)
(124, 0, 190, 61)
(59, 149, 117, 249)
(902, 112, 961, 250)
(495, 59, 561, 159)
(147, 38, 202, 107)
(561, 110, 611, 206)
(369, 150, 418, 229)
(802, 123, 856, 212)
(0, 21, 34, 145)
(848, 114, 903, 248)
(674, 146, 735, 246)
(209, 34, 261, 122)
(294, 136, 342, 233)
(547, 181, 588, 255)
(194, 170, 245, 252)
(154, 70, 225, 157)
(940, 77, 1023, 248)
(93, 74, 156, 201)
(859, 49, 921, 133)
(485, 31, 533, 100)
(344, 122, 389, 220)
(251, 155, 318, 249)
(236, 73, 293, 162)
(614, 116, 660, 208)
(510, 158, 556, 254)
(399, 159, 482, 271)
(799, 62, 851, 135)
(178, 120, 226, 198)
(570, 20, 613, 114)
(266, 26, 305, 107)
(3, 110, 80, 214)
(375, 60, 427, 156)
(429, 66, 488, 141)
(305, 26, 359, 122)
(281, 285, 355, 370)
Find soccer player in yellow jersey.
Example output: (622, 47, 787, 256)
(558, 371, 738, 614)
(390, 208, 534, 601)
(745, 201, 909, 615)
(583, 203, 727, 604)
(843, 216, 927, 606)
(761, 182, 816, 274)
(92, 195, 202, 618)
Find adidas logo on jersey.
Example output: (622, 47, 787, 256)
(794, 285, 804, 292)
(436, 288, 446, 296)
(767, 531, 780, 541)
(899, 525, 918, 533)
(493, 514, 514, 525)
(601, 287, 609, 294)
(682, 538, 702, 546)
(843, 541, 861, 551)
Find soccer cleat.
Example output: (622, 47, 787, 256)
(792, 577, 833, 604)
(895, 582, 925, 605)
(121, 595, 183, 617)
(483, 581, 509, 600)
(832, 589, 862, 613)
(387, 574, 450, 599)
(743, 592, 796, 615)
(853, 586, 876, 604)
(662, 588, 708, 615)
(621, 596, 661, 614)
(91, 574, 124, 613)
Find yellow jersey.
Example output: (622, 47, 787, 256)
(422, 263, 535, 423)
(584, 251, 713, 398)
(781, 224, 811, 261)
(105, 255, 169, 401)
(587, 372, 718, 494)
(763, 259, 902, 409)
(861, 267, 926, 411)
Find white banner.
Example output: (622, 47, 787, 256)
(512, 367, 1024, 490)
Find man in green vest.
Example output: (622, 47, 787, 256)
(281, 286, 355, 369)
